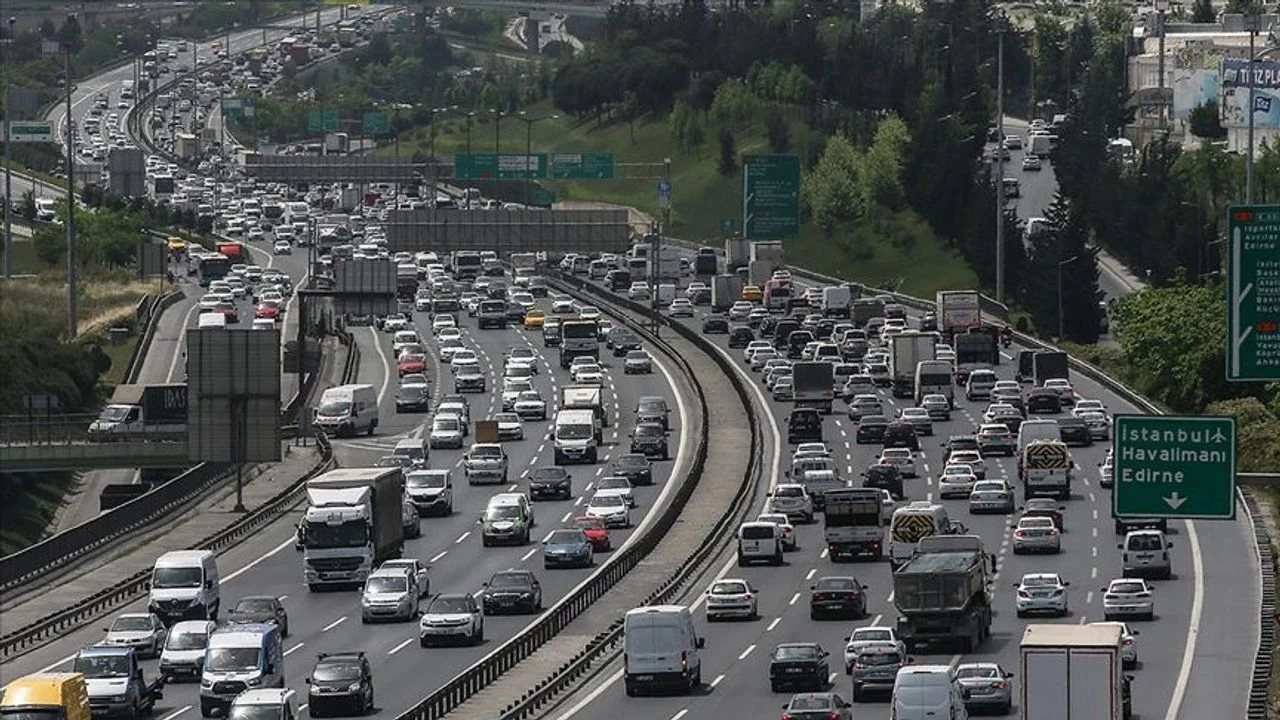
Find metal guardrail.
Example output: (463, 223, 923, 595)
(394, 278, 715, 720)
(0, 328, 353, 660)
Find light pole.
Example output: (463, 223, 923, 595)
(1155, 0, 1168, 129)
(995, 17, 1006, 304)
(514, 111, 558, 207)
(4, 15, 15, 280)
(64, 22, 78, 339)
(490, 109, 504, 198)
(1057, 255, 1079, 340)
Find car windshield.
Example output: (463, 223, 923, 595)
(489, 574, 531, 589)
(312, 662, 361, 682)
(152, 566, 202, 588)
(957, 666, 1001, 679)
(788, 697, 833, 711)
(530, 468, 567, 481)
(627, 351, 648, 360)
(853, 629, 892, 642)
(1128, 535, 1164, 551)
(471, 446, 501, 457)
(318, 401, 352, 416)
(1022, 576, 1060, 587)
(775, 646, 819, 660)
(774, 486, 804, 498)
(816, 578, 858, 591)
(205, 647, 261, 672)
(558, 424, 594, 440)
(165, 630, 208, 650)
(73, 654, 132, 678)
(1111, 581, 1146, 594)
(591, 495, 624, 508)
(496, 414, 520, 423)
(616, 455, 646, 468)
(858, 652, 903, 666)
(429, 597, 472, 614)
(111, 616, 152, 632)
(638, 399, 666, 412)
(712, 581, 749, 594)
(408, 472, 447, 488)
(433, 417, 460, 431)
(233, 598, 275, 613)
(485, 506, 521, 520)
(547, 530, 584, 545)
(636, 425, 663, 438)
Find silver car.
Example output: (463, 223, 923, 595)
(968, 480, 1014, 514)
(1012, 516, 1061, 554)
(768, 483, 815, 523)
(955, 662, 1014, 715)
(101, 613, 167, 658)
(850, 644, 908, 701)
(1015, 572, 1069, 617)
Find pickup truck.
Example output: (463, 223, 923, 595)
(72, 646, 164, 718)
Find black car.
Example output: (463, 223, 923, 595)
(481, 570, 542, 615)
(786, 330, 815, 359)
(611, 330, 642, 356)
(1022, 498, 1066, 531)
(1026, 388, 1062, 414)
(881, 422, 919, 451)
(612, 453, 654, 485)
(855, 415, 889, 444)
(636, 396, 672, 430)
(861, 464, 903, 499)
(227, 596, 289, 636)
(528, 466, 573, 500)
(728, 326, 755, 348)
(688, 286, 712, 305)
(702, 316, 730, 334)
(394, 383, 431, 412)
(630, 422, 669, 460)
(1056, 416, 1093, 447)
(787, 409, 824, 444)
(809, 576, 868, 620)
(769, 643, 831, 692)
(307, 652, 373, 717)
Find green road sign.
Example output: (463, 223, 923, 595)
(362, 112, 389, 135)
(1112, 415, 1236, 520)
(454, 153, 548, 180)
(743, 154, 800, 240)
(551, 153, 614, 179)
(308, 110, 340, 132)
(8, 121, 54, 143)
(720, 218, 737, 235)
(1227, 204, 1280, 381)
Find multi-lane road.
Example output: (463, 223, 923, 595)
(2, 281, 697, 720)
(546, 269, 1258, 720)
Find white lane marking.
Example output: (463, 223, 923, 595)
(738, 644, 756, 660)
(1165, 520, 1205, 720)
(561, 512, 572, 523)
(321, 616, 346, 632)
(788, 592, 800, 605)
(573, 496, 583, 506)
(455, 531, 470, 544)
(710, 674, 726, 688)
(388, 637, 415, 655)
(1091, 567, 1098, 579)
(299, 705, 308, 712)
(1086, 591, 1095, 605)
(521, 547, 538, 562)
(284, 643, 305, 656)
(670, 711, 688, 720)
(767, 617, 781, 631)
(161, 706, 191, 720)
(369, 327, 392, 407)
(430, 551, 448, 563)
(805, 569, 817, 580)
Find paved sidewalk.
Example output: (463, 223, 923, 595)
(444, 315, 753, 716)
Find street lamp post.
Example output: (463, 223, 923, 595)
(995, 21, 1006, 304)
(514, 111, 558, 207)
(491, 109, 504, 198)
(1057, 255, 1079, 339)
(64, 24, 78, 338)
(4, 16, 15, 280)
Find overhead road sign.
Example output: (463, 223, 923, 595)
(743, 154, 801, 240)
(1112, 415, 1236, 520)
(551, 153, 614, 179)
(362, 111, 390, 135)
(454, 153, 548, 180)
(243, 154, 449, 184)
(8, 121, 54, 143)
(307, 109, 341, 132)
(1227, 204, 1280, 381)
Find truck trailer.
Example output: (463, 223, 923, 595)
(301, 468, 406, 590)
(892, 535, 994, 653)
(935, 290, 982, 340)
(889, 332, 936, 398)
(823, 488, 884, 560)
(1020, 623, 1126, 720)
(711, 274, 743, 311)
(725, 237, 750, 272)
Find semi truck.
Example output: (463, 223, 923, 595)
(1033, 350, 1070, 386)
(953, 328, 1000, 385)
(823, 488, 884, 560)
(792, 362, 835, 414)
(1019, 440, 1073, 499)
(889, 332, 936, 398)
(559, 319, 600, 369)
(1021, 623, 1126, 720)
(561, 385, 608, 434)
(935, 290, 982, 340)
(725, 237, 750, 272)
(711, 274, 743, 311)
(892, 535, 994, 653)
(301, 468, 406, 591)
(88, 384, 188, 441)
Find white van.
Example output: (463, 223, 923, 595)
(198, 313, 227, 330)
(200, 624, 285, 717)
(227, 689, 297, 720)
(889, 502, 950, 568)
(656, 283, 676, 307)
(149, 550, 221, 623)
(312, 384, 378, 437)
(737, 521, 784, 566)
(623, 605, 705, 696)
(159, 619, 217, 681)
(1017, 419, 1061, 452)
(1120, 530, 1172, 579)
(892, 665, 969, 720)
(553, 409, 599, 464)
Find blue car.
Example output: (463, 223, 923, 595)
(543, 529, 594, 569)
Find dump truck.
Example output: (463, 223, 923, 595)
(793, 362, 835, 414)
(889, 332, 936, 398)
(823, 488, 884, 561)
(561, 385, 608, 432)
(712, 274, 743, 311)
(301, 468, 406, 591)
(935, 290, 982, 340)
(892, 535, 994, 652)
(852, 298, 885, 327)
(1019, 439, 1073, 499)
(1033, 350, 1070, 386)
(88, 384, 188, 441)
(1021, 624, 1126, 720)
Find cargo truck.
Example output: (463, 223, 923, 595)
(852, 298, 885, 327)
(561, 385, 608, 434)
(88, 384, 188, 441)
(821, 286, 852, 318)
(711, 274, 743, 311)
(889, 332, 936, 398)
(823, 488, 884, 560)
(72, 647, 163, 718)
(892, 535, 994, 653)
(559, 319, 600, 368)
(935, 290, 982, 340)
(1019, 439, 1073, 499)
(693, 247, 718, 276)
(793, 362, 835, 414)
(301, 468, 406, 591)
(953, 328, 1000, 385)
(725, 237, 750, 272)
(1033, 350, 1070, 386)
(749, 240, 785, 274)
(1020, 624, 1127, 720)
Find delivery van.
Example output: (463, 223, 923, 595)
(200, 624, 284, 717)
(0, 673, 91, 720)
(149, 550, 221, 623)
(891, 665, 969, 720)
(312, 384, 378, 437)
(623, 605, 705, 696)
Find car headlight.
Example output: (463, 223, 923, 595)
(348, 683, 362, 693)
(361, 597, 372, 606)
(247, 678, 263, 687)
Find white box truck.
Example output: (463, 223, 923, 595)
(711, 274, 743, 311)
(889, 332, 936, 399)
(935, 290, 981, 339)
(1020, 623, 1125, 720)
(821, 286, 852, 318)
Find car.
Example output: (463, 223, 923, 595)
(273, 240, 292, 255)
(306, 652, 374, 716)
(571, 515, 611, 551)
(704, 578, 759, 621)
(808, 576, 868, 620)
(227, 596, 289, 635)
(503, 360, 537, 381)
(627, 281, 651, 300)
(728, 326, 755, 348)
(1056, 415, 1093, 446)
(630, 422, 669, 459)
(756, 512, 798, 550)
(513, 391, 548, 420)
(454, 368, 486, 393)
(1102, 578, 1155, 621)
(528, 466, 572, 500)
(523, 308, 546, 330)
(1026, 388, 1062, 413)
(849, 644, 908, 701)
(611, 453, 653, 486)
(768, 483, 815, 524)
(431, 314, 457, 334)
(361, 566, 420, 623)
(976, 424, 1016, 456)
(379, 313, 412, 333)
(1022, 154, 1042, 171)
(585, 493, 631, 528)
(897, 407, 933, 435)
(464, 443, 508, 483)
(543, 528, 594, 568)
(506, 346, 540, 372)
(1043, 378, 1076, 404)
(1074, 398, 1106, 414)
(429, 414, 465, 449)
(728, 301, 754, 322)
(968, 480, 1015, 514)
(394, 378, 431, 413)
(1021, 498, 1066, 531)
(624, 350, 653, 374)
(551, 294, 576, 313)
(1077, 409, 1112, 440)
(419, 593, 484, 646)
(493, 412, 524, 441)
(769, 643, 831, 692)
(481, 569, 542, 614)
(955, 662, 1015, 714)
(947, 450, 986, 479)
(847, 395, 884, 421)
(101, 613, 167, 658)
(881, 421, 919, 451)
(610, 330, 642, 355)
(1013, 516, 1061, 554)
(1091, 621, 1140, 667)
(855, 414, 889, 444)
(937, 464, 978, 499)
(842, 626, 906, 673)
(396, 352, 428, 378)
(571, 362, 604, 384)
(793, 442, 831, 459)
(702, 315, 729, 334)
(781, 693, 853, 719)
(668, 298, 695, 317)
(1015, 572, 1069, 617)
(877, 448, 917, 478)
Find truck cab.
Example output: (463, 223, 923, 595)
(72, 647, 164, 719)
(1, 673, 91, 720)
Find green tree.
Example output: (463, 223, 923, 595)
(802, 134, 862, 234)
(717, 127, 738, 176)
(1192, 0, 1216, 22)
(1021, 194, 1103, 341)
(1188, 101, 1227, 139)
(765, 111, 790, 153)
(710, 79, 758, 131)
(860, 114, 911, 210)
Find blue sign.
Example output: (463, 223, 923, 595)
(1223, 58, 1280, 89)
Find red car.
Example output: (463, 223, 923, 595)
(216, 301, 239, 324)
(571, 515, 611, 552)
(255, 304, 280, 320)
(397, 353, 428, 377)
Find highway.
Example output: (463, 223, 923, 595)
(0, 284, 693, 720)
(547, 270, 1258, 720)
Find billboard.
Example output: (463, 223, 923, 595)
(185, 329, 282, 464)
(384, 208, 632, 254)
(1221, 58, 1280, 128)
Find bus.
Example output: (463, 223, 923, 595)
(763, 277, 792, 311)
(153, 175, 175, 203)
(195, 253, 230, 287)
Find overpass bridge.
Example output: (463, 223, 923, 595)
(0, 415, 191, 472)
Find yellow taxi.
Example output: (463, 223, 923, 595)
(524, 308, 546, 330)
(742, 284, 763, 302)
(166, 236, 188, 254)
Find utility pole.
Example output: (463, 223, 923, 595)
(65, 33, 78, 339)
(995, 26, 1006, 304)
(1248, 21, 1258, 203)
(1156, 0, 1167, 129)
(4, 16, 15, 280)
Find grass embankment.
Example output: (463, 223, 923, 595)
(382, 102, 979, 298)
(0, 473, 75, 555)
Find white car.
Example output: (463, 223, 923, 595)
(392, 331, 421, 355)
(595, 476, 636, 507)
(668, 298, 695, 317)
(493, 412, 524, 441)
(897, 407, 933, 436)
(1102, 578, 1155, 621)
(452, 351, 480, 375)
(767, 483, 815, 524)
(937, 464, 978, 498)
(438, 338, 466, 363)
(272, 240, 292, 255)
(1074, 399, 1106, 414)
(431, 314, 457, 334)
(1012, 516, 1061, 554)
(512, 391, 548, 421)
(571, 363, 604, 384)
(504, 360, 536, 380)
(704, 578, 759, 621)
(728, 301, 754, 322)
(418, 593, 484, 646)
(506, 347, 539, 373)
(1015, 573, 1069, 617)
(1091, 621, 1140, 668)
(968, 480, 1015, 514)
(843, 626, 906, 673)
(627, 282, 651, 300)
(749, 348, 778, 370)
(947, 450, 986, 479)
(877, 448, 917, 478)
(551, 295, 576, 313)
(101, 613, 167, 658)
(743, 340, 772, 363)
(756, 513, 797, 550)
(1043, 378, 1076, 404)
(437, 327, 463, 344)
(382, 314, 411, 333)
(429, 414, 466, 449)
(585, 493, 631, 528)
(793, 442, 830, 460)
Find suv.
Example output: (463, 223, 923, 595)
(630, 423, 669, 460)
(481, 570, 543, 614)
(861, 464, 903, 499)
(881, 422, 919, 451)
(464, 443, 509, 484)
(477, 300, 506, 329)
(418, 593, 484, 647)
(635, 396, 672, 430)
(306, 652, 373, 716)
(787, 409, 824, 444)
(737, 521, 784, 566)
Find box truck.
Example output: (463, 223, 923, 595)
(1020, 623, 1126, 720)
(889, 332, 936, 398)
(792, 362, 835, 414)
(935, 290, 982, 339)
(88, 384, 188, 440)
